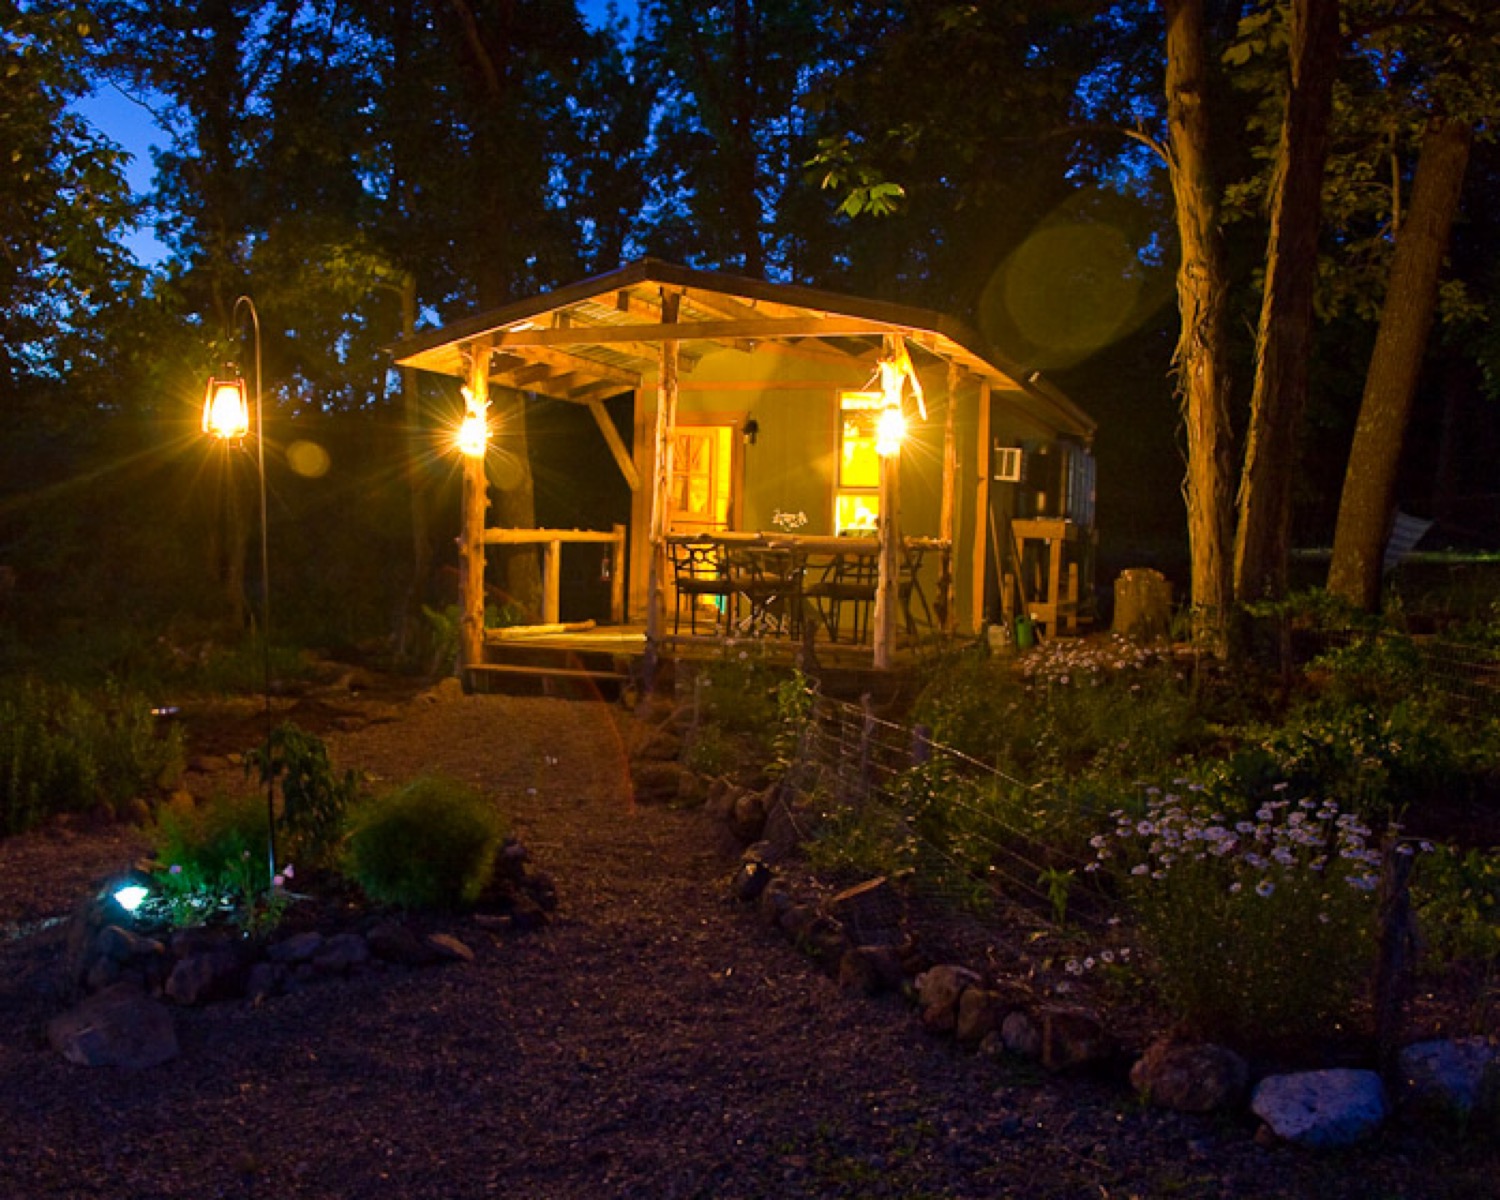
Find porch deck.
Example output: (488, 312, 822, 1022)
(467, 621, 941, 701)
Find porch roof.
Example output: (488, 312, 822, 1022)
(389, 258, 1095, 441)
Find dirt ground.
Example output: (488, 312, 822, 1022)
(1, 681, 1496, 1199)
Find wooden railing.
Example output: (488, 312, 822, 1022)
(481, 524, 627, 625)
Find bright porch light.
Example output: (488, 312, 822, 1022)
(876, 405, 907, 457)
(202, 375, 250, 440)
(456, 409, 489, 458)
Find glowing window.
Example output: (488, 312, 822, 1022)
(836, 391, 882, 533)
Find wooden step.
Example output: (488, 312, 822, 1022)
(467, 662, 627, 683)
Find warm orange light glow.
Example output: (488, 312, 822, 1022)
(203, 376, 250, 440)
(876, 405, 907, 457)
(457, 408, 488, 458)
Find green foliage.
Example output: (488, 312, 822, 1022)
(1415, 845, 1500, 965)
(0, 678, 183, 836)
(1095, 791, 1381, 1052)
(911, 639, 1201, 782)
(693, 644, 793, 738)
(246, 722, 359, 870)
(343, 776, 506, 911)
(147, 790, 287, 933)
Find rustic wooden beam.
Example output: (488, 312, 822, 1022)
(874, 446, 900, 671)
(972, 380, 993, 635)
(589, 401, 642, 491)
(460, 348, 491, 681)
(938, 361, 960, 633)
(645, 290, 682, 650)
(492, 316, 900, 348)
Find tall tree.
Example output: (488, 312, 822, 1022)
(1327, 115, 1473, 606)
(1231, 0, 1341, 603)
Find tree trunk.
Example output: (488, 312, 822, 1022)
(1327, 116, 1472, 610)
(1164, 0, 1236, 655)
(1233, 0, 1341, 604)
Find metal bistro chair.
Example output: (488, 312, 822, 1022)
(726, 545, 804, 637)
(668, 538, 735, 636)
(804, 550, 878, 644)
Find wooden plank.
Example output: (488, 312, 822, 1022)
(481, 527, 623, 545)
(610, 523, 626, 624)
(874, 449, 900, 671)
(645, 290, 682, 647)
(467, 663, 627, 682)
(972, 380, 992, 636)
(589, 401, 642, 491)
(491, 316, 901, 348)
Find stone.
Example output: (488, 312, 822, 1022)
(170, 926, 235, 959)
(804, 918, 848, 970)
(1040, 1007, 1115, 1071)
(1001, 1010, 1043, 1059)
(778, 903, 820, 942)
(728, 790, 768, 843)
(838, 945, 903, 996)
(509, 895, 548, 933)
(421, 677, 465, 704)
(166, 948, 246, 1005)
(48, 982, 179, 1069)
(729, 859, 773, 903)
(95, 925, 162, 965)
(956, 989, 1004, 1047)
(915, 964, 980, 1034)
(526, 871, 559, 912)
(630, 761, 682, 804)
(704, 783, 739, 823)
(1396, 1038, 1499, 1122)
(826, 877, 903, 948)
(1130, 1039, 1250, 1113)
(266, 930, 325, 965)
(632, 727, 682, 762)
(1251, 1069, 1388, 1148)
(365, 921, 436, 966)
(759, 795, 802, 855)
(245, 961, 283, 1002)
(677, 770, 708, 806)
(757, 878, 795, 928)
(424, 933, 475, 963)
(312, 932, 370, 974)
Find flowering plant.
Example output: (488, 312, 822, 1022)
(1092, 785, 1392, 1051)
(771, 508, 807, 531)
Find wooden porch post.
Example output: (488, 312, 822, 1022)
(874, 447, 900, 670)
(971, 380, 992, 635)
(645, 290, 682, 650)
(459, 346, 491, 679)
(937, 361, 959, 633)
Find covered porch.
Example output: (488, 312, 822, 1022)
(391, 259, 1096, 689)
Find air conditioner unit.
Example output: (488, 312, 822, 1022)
(993, 445, 1024, 483)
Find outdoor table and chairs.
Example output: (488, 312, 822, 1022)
(665, 531, 945, 649)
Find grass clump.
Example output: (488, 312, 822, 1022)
(146, 789, 286, 932)
(344, 776, 506, 910)
(0, 678, 183, 835)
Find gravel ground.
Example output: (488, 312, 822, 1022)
(1, 686, 1496, 1199)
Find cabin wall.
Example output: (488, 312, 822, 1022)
(627, 347, 1003, 636)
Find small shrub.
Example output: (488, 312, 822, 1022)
(1415, 845, 1500, 965)
(147, 789, 285, 931)
(246, 722, 359, 870)
(1093, 788, 1381, 1053)
(0, 679, 183, 835)
(343, 776, 506, 910)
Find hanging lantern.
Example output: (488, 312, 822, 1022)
(202, 373, 250, 440)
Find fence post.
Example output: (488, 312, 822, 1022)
(1373, 841, 1418, 1075)
(911, 723, 932, 767)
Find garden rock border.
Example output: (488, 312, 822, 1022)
(50, 834, 556, 1068)
(689, 761, 1500, 1151)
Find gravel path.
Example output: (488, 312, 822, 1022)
(1, 690, 1495, 1199)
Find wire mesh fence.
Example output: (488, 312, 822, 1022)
(770, 692, 1111, 963)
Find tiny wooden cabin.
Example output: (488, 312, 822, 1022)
(392, 259, 1097, 685)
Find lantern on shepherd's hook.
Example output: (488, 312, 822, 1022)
(202, 371, 250, 441)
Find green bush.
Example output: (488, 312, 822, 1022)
(343, 776, 506, 910)
(147, 789, 284, 931)
(1415, 845, 1500, 965)
(1095, 789, 1381, 1053)
(246, 722, 359, 870)
(0, 678, 184, 835)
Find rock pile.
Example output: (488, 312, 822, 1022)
(50, 835, 555, 1069)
